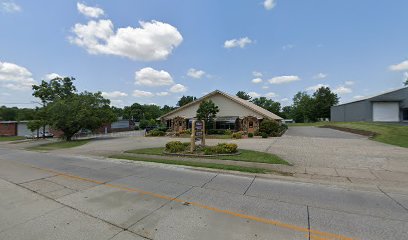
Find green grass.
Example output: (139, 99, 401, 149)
(289, 122, 408, 148)
(0, 136, 25, 142)
(110, 154, 268, 173)
(126, 147, 289, 165)
(29, 139, 91, 151)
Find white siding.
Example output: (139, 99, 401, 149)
(372, 102, 399, 122)
(163, 93, 264, 119)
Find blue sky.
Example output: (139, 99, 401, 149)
(1, 0, 408, 108)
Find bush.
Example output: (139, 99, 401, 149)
(254, 130, 260, 136)
(203, 143, 238, 155)
(224, 129, 233, 135)
(248, 133, 254, 138)
(232, 132, 242, 139)
(261, 132, 268, 138)
(148, 130, 165, 136)
(259, 119, 280, 136)
(165, 141, 188, 153)
(180, 129, 191, 135)
(134, 126, 140, 130)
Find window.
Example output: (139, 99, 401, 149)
(249, 121, 254, 128)
(403, 109, 408, 121)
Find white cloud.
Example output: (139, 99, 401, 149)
(353, 95, 365, 99)
(109, 99, 124, 107)
(313, 73, 327, 79)
(404, 72, 408, 79)
(282, 44, 294, 50)
(156, 91, 169, 96)
(44, 73, 62, 80)
(251, 78, 263, 84)
(1, 1, 21, 13)
(389, 60, 408, 71)
(334, 86, 352, 94)
(265, 92, 278, 98)
(224, 37, 252, 49)
(132, 90, 154, 97)
(0, 61, 36, 90)
(169, 84, 187, 93)
(135, 67, 174, 87)
(344, 81, 354, 86)
(187, 68, 205, 79)
(252, 71, 263, 77)
(261, 85, 269, 89)
(306, 83, 329, 92)
(280, 98, 289, 102)
(268, 75, 300, 84)
(77, 2, 104, 18)
(101, 91, 128, 98)
(263, 0, 276, 10)
(248, 91, 260, 98)
(70, 19, 183, 61)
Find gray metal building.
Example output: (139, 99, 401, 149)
(331, 87, 408, 122)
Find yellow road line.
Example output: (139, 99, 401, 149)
(16, 161, 354, 240)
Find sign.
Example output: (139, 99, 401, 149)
(190, 120, 205, 152)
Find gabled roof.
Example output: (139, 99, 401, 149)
(334, 86, 408, 106)
(159, 90, 283, 120)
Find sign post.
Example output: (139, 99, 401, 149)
(190, 120, 205, 152)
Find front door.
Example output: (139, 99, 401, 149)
(248, 121, 254, 133)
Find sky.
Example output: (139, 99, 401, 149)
(1, 0, 408, 108)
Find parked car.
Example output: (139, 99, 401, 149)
(40, 132, 54, 138)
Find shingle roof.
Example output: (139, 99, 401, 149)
(159, 90, 283, 120)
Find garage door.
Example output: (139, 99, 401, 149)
(373, 102, 399, 122)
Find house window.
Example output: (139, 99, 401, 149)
(249, 121, 254, 128)
(403, 109, 408, 121)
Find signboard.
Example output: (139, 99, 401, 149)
(190, 120, 205, 152)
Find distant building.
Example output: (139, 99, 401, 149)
(331, 87, 408, 122)
(0, 121, 49, 137)
(158, 90, 283, 133)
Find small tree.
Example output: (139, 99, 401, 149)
(236, 91, 252, 100)
(259, 119, 280, 136)
(27, 120, 43, 138)
(196, 100, 219, 131)
(312, 87, 339, 120)
(177, 95, 197, 107)
(251, 97, 281, 115)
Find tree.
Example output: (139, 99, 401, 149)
(32, 77, 77, 138)
(46, 92, 116, 141)
(291, 92, 315, 123)
(236, 91, 252, 100)
(251, 97, 281, 115)
(404, 78, 408, 86)
(27, 120, 44, 138)
(196, 100, 219, 131)
(161, 105, 175, 114)
(312, 87, 339, 120)
(280, 106, 293, 119)
(177, 95, 197, 107)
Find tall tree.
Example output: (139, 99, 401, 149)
(236, 91, 252, 100)
(46, 92, 116, 141)
(291, 91, 315, 123)
(177, 95, 197, 107)
(280, 106, 293, 119)
(312, 87, 339, 120)
(161, 105, 175, 114)
(250, 97, 281, 115)
(196, 100, 219, 131)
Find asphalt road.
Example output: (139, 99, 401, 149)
(0, 146, 407, 240)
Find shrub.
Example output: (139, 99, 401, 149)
(248, 133, 254, 138)
(207, 129, 225, 135)
(232, 132, 242, 139)
(165, 141, 187, 153)
(134, 126, 140, 130)
(261, 132, 268, 138)
(180, 129, 191, 135)
(203, 143, 238, 155)
(259, 119, 280, 136)
(148, 130, 165, 136)
(224, 129, 233, 135)
(254, 130, 260, 136)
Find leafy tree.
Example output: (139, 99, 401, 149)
(312, 87, 339, 120)
(236, 91, 252, 100)
(280, 106, 293, 119)
(259, 119, 280, 136)
(46, 92, 116, 141)
(404, 78, 408, 86)
(27, 120, 44, 138)
(177, 95, 197, 107)
(291, 92, 315, 123)
(0, 106, 18, 120)
(196, 100, 219, 131)
(111, 106, 124, 118)
(32, 77, 77, 104)
(161, 105, 175, 114)
(251, 97, 281, 115)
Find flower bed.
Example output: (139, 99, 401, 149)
(163, 141, 240, 157)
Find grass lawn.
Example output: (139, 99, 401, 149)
(29, 139, 91, 151)
(126, 147, 289, 165)
(110, 154, 268, 173)
(289, 122, 408, 148)
(0, 136, 25, 142)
